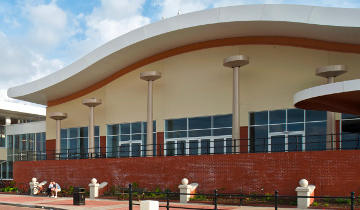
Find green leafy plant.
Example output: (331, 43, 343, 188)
(312, 201, 319, 207)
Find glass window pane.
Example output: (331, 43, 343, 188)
(132, 143, 141, 157)
(166, 141, 175, 156)
(107, 135, 119, 158)
(271, 135, 285, 152)
(342, 113, 360, 119)
(213, 114, 232, 128)
(306, 110, 326, 122)
(226, 138, 232, 153)
(250, 111, 268, 125)
(189, 116, 211, 130)
(70, 128, 78, 138)
(189, 140, 198, 155)
(80, 137, 88, 159)
(305, 122, 326, 151)
(288, 123, 304, 131)
(131, 122, 141, 133)
(121, 135, 130, 141)
(201, 139, 210, 155)
(213, 128, 232, 136)
(177, 141, 186, 155)
(95, 126, 100, 136)
(166, 131, 187, 139)
(120, 144, 130, 157)
(214, 139, 224, 154)
(166, 118, 187, 131)
(269, 124, 285, 132)
(121, 124, 130, 134)
(288, 135, 303, 152)
(189, 129, 211, 137)
(108, 124, 119, 135)
(270, 110, 286, 124)
(132, 134, 142, 140)
(288, 109, 304, 123)
(250, 126, 268, 153)
(80, 127, 88, 137)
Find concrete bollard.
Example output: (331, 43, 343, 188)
(295, 179, 316, 209)
(88, 178, 100, 199)
(140, 200, 159, 210)
(178, 178, 199, 203)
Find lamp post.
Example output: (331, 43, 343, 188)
(316, 65, 347, 150)
(82, 98, 102, 158)
(223, 55, 249, 153)
(140, 71, 161, 157)
(49, 112, 67, 159)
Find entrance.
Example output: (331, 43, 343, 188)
(269, 131, 304, 152)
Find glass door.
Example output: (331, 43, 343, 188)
(269, 131, 304, 152)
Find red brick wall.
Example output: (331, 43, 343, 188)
(156, 132, 164, 156)
(100, 136, 106, 157)
(240, 126, 248, 153)
(46, 139, 56, 160)
(14, 150, 360, 196)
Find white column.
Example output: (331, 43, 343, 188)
(49, 112, 67, 160)
(223, 55, 249, 153)
(140, 71, 161, 157)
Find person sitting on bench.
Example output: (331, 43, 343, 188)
(50, 182, 61, 198)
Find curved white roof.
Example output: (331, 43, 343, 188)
(7, 4, 360, 105)
(294, 79, 360, 115)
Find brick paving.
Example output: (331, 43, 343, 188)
(0, 194, 304, 210)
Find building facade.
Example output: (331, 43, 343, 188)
(6, 5, 360, 193)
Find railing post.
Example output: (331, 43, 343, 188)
(214, 189, 218, 210)
(351, 192, 355, 210)
(166, 191, 170, 210)
(129, 184, 133, 210)
(274, 190, 278, 210)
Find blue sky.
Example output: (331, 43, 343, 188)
(0, 0, 360, 102)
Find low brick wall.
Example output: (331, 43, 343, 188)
(13, 150, 360, 196)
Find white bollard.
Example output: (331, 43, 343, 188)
(178, 178, 199, 203)
(295, 179, 316, 209)
(140, 200, 159, 210)
(29, 177, 39, 195)
(88, 178, 100, 199)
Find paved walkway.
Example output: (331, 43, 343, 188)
(0, 194, 303, 210)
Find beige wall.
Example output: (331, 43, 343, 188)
(0, 148, 6, 160)
(46, 45, 360, 138)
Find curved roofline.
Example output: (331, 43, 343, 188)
(294, 79, 360, 115)
(8, 4, 360, 105)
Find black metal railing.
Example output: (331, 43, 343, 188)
(121, 184, 357, 210)
(11, 133, 360, 161)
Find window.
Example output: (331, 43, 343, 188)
(106, 121, 156, 158)
(60, 126, 100, 159)
(164, 114, 232, 156)
(0, 126, 5, 147)
(249, 109, 326, 153)
(341, 114, 360, 150)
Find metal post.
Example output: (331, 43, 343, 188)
(214, 189, 218, 210)
(129, 184, 133, 210)
(274, 190, 278, 210)
(351, 192, 355, 210)
(166, 191, 170, 210)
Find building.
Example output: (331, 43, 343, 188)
(0, 100, 45, 179)
(7, 5, 360, 195)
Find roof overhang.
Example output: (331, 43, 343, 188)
(294, 79, 360, 115)
(7, 4, 360, 105)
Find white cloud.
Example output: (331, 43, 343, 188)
(0, 31, 64, 90)
(84, 0, 150, 45)
(24, 1, 70, 52)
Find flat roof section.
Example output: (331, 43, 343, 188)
(294, 79, 360, 115)
(7, 4, 360, 105)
